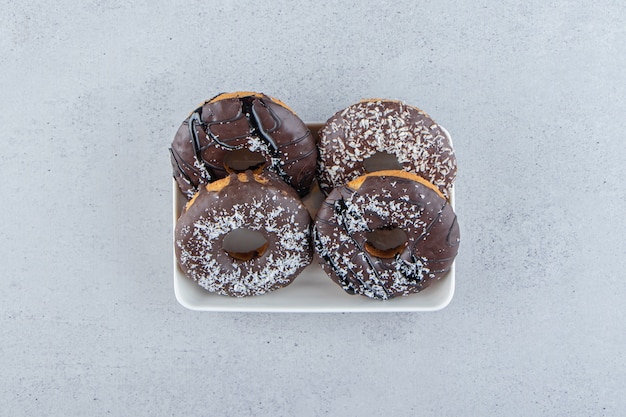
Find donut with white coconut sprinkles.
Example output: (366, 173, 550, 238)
(313, 170, 459, 300)
(316, 99, 456, 199)
(175, 171, 312, 297)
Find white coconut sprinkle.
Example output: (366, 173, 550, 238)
(317, 100, 456, 198)
(176, 184, 312, 297)
(314, 179, 444, 300)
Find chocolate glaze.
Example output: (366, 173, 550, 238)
(316, 99, 457, 199)
(175, 171, 313, 297)
(170, 93, 317, 199)
(314, 173, 459, 300)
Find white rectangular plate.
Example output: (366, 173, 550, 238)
(172, 123, 455, 312)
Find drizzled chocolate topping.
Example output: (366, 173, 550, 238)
(170, 93, 317, 199)
(314, 172, 459, 300)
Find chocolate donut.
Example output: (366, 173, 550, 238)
(170, 91, 317, 199)
(175, 171, 313, 297)
(313, 170, 459, 300)
(316, 99, 456, 198)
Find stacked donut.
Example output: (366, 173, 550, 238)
(171, 92, 316, 297)
(171, 93, 459, 300)
(314, 100, 459, 300)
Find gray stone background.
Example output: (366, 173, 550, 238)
(2, 0, 625, 415)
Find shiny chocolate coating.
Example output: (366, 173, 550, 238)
(170, 93, 317, 199)
(314, 172, 459, 300)
(175, 171, 312, 297)
(316, 99, 456, 199)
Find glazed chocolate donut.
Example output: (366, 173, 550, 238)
(313, 170, 459, 300)
(170, 91, 317, 199)
(175, 171, 312, 297)
(316, 99, 456, 199)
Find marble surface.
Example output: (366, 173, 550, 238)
(2, 1, 625, 415)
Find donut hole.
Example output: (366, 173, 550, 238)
(222, 228, 269, 261)
(223, 148, 267, 173)
(364, 227, 408, 259)
(363, 151, 403, 173)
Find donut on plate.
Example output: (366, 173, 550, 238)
(313, 170, 459, 300)
(316, 99, 456, 198)
(175, 171, 312, 297)
(170, 91, 317, 199)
